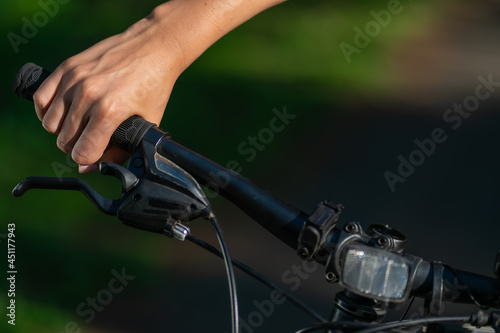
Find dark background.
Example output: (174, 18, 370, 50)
(1, 0, 500, 332)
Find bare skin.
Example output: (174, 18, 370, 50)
(33, 0, 286, 173)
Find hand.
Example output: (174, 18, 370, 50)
(33, 0, 287, 173)
(33, 11, 183, 173)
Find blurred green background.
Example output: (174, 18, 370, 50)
(2, 0, 500, 332)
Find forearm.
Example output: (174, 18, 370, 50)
(139, 0, 287, 72)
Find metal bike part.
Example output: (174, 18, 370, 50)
(329, 290, 386, 323)
(164, 218, 191, 241)
(425, 261, 445, 315)
(366, 224, 407, 254)
(297, 200, 343, 263)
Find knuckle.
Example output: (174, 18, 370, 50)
(32, 91, 48, 110)
(72, 133, 105, 166)
(60, 57, 78, 71)
(56, 136, 72, 153)
(65, 66, 87, 84)
(42, 117, 59, 134)
(71, 147, 93, 165)
(80, 79, 100, 101)
(94, 98, 119, 123)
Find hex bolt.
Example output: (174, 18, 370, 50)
(377, 236, 389, 247)
(345, 223, 356, 233)
(132, 156, 144, 168)
(325, 271, 337, 283)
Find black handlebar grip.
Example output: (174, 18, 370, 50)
(13, 63, 51, 102)
(13, 63, 156, 153)
(111, 116, 155, 153)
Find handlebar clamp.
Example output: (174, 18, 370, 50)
(296, 200, 343, 261)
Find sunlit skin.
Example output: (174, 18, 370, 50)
(33, 0, 286, 173)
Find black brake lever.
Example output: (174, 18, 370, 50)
(13, 144, 212, 240)
(12, 161, 140, 215)
(12, 174, 121, 215)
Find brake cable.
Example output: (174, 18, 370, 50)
(207, 212, 240, 333)
(186, 233, 327, 323)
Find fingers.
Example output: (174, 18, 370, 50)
(33, 60, 83, 135)
(54, 75, 96, 154)
(56, 100, 88, 154)
(99, 145, 131, 165)
(33, 65, 64, 123)
(42, 84, 72, 135)
(71, 102, 126, 166)
(78, 145, 131, 174)
(34, 67, 138, 170)
(34, 59, 121, 165)
(71, 114, 113, 166)
(31, 29, 173, 173)
(78, 164, 99, 174)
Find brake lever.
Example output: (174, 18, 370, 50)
(12, 172, 121, 215)
(13, 144, 212, 240)
(12, 161, 139, 215)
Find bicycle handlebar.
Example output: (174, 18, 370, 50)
(13, 63, 308, 250)
(13, 63, 500, 310)
(412, 261, 500, 309)
(155, 137, 308, 249)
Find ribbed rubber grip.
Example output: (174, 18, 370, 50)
(13, 62, 51, 102)
(13, 63, 155, 153)
(111, 116, 154, 152)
